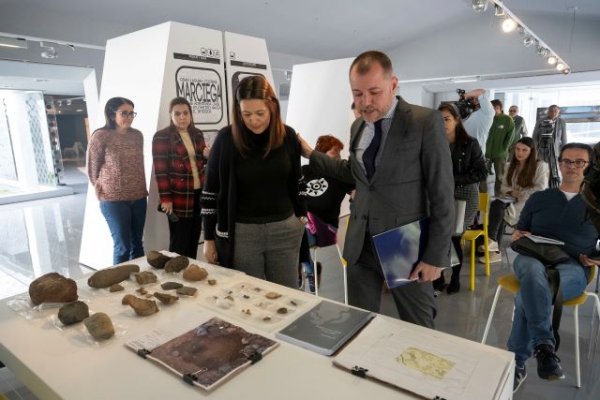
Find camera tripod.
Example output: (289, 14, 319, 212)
(538, 135, 560, 188)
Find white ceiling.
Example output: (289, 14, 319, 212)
(0, 0, 599, 95)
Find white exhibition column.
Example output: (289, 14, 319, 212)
(286, 58, 355, 215)
(80, 22, 273, 269)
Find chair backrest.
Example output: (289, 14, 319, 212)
(478, 192, 490, 228)
(587, 264, 597, 285)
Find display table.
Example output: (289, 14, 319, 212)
(0, 256, 514, 400)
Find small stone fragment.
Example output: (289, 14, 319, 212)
(242, 308, 251, 315)
(277, 307, 288, 314)
(265, 292, 282, 300)
(29, 273, 78, 305)
(243, 294, 250, 299)
(87, 264, 140, 289)
(109, 284, 124, 292)
(134, 271, 158, 285)
(225, 295, 234, 301)
(122, 294, 159, 316)
(263, 315, 272, 322)
(136, 287, 147, 295)
(176, 286, 197, 296)
(290, 300, 298, 306)
(161, 282, 183, 290)
(146, 251, 172, 269)
(164, 255, 189, 273)
(84, 312, 115, 340)
(153, 292, 179, 305)
(207, 279, 217, 286)
(182, 264, 208, 281)
(216, 298, 232, 309)
(57, 301, 89, 325)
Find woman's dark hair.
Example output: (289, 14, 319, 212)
(168, 97, 195, 130)
(232, 75, 284, 157)
(437, 102, 471, 144)
(315, 135, 344, 153)
(102, 97, 134, 130)
(506, 137, 538, 188)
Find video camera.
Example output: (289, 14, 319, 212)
(454, 89, 477, 120)
(539, 119, 555, 137)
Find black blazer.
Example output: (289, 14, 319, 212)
(452, 136, 487, 188)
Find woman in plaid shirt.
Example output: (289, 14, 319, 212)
(152, 97, 209, 258)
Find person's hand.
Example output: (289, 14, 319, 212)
(161, 202, 173, 215)
(202, 145, 211, 159)
(409, 261, 442, 282)
(464, 89, 486, 99)
(203, 240, 218, 265)
(296, 132, 313, 159)
(579, 254, 600, 268)
(512, 229, 530, 241)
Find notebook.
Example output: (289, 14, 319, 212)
(371, 219, 429, 289)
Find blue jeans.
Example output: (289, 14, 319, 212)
(100, 198, 147, 264)
(507, 255, 588, 366)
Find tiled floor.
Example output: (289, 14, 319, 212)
(1, 165, 599, 399)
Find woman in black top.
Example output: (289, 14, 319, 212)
(434, 103, 487, 293)
(201, 76, 306, 288)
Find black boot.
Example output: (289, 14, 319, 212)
(433, 271, 447, 291)
(447, 265, 461, 294)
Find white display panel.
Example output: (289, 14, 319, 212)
(223, 31, 274, 125)
(286, 58, 355, 216)
(80, 22, 226, 269)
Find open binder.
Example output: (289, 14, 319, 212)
(125, 317, 278, 391)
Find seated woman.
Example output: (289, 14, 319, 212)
(480, 137, 548, 263)
(299, 135, 354, 293)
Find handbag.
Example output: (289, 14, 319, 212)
(510, 236, 569, 266)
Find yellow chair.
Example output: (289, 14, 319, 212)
(461, 192, 491, 291)
(481, 266, 600, 388)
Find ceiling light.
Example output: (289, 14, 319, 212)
(40, 41, 58, 59)
(522, 36, 535, 47)
(536, 46, 549, 57)
(471, 0, 488, 13)
(556, 63, 565, 71)
(66, 99, 72, 106)
(502, 18, 517, 33)
(0, 36, 28, 49)
(562, 68, 571, 75)
(547, 56, 558, 65)
(494, 5, 505, 17)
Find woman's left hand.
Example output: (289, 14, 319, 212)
(579, 254, 600, 267)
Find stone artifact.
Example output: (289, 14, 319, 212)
(136, 287, 148, 295)
(109, 284, 124, 292)
(164, 255, 189, 273)
(154, 292, 179, 305)
(277, 307, 288, 314)
(161, 282, 183, 290)
(122, 294, 159, 316)
(265, 292, 282, 300)
(207, 279, 217, 286)
(57, 301, 89, 325)
(182, 264, 208, 281)
(146, 250, 172, 269)
(176, 286, 197, 296)
(29, 272, 78, 305)
(87, 264, 140, 288)
(84, 312, 115, 340)
(134, 271, 158, 285)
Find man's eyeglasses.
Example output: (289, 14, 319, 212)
(559, 159, 589, 168)
(117, 111, 137, 118)
(508, 109, 517, 113)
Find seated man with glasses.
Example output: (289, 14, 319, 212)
(509, 142, 598, 393)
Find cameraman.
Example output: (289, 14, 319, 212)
(462, 89, 494, 152)
(532, 105, 567, 165)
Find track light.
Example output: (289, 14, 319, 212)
(562, 68, 571, 75)
(472, 0, 488, 13)
(494, 5, 505, 17)
(536, 46, 549, 57)
(556, 63, 565, 71)
(547, 56, 558, 65)
(522, 36, 535, 47)
(502, 18, 517, 33)
(40, 41, 57, 59)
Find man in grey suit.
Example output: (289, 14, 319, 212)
(298, 51, 454, 328)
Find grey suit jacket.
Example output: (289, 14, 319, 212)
(310, 96, 454, 268)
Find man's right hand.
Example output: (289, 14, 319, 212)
(464, 88, 486, 99)
(160, 201, 173, 215)
(512, 229, 530, 241)
(203, 240, 218, 264)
